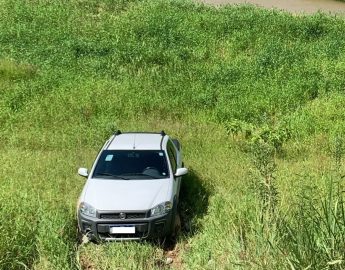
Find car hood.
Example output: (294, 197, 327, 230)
(82, 178, 172, 211)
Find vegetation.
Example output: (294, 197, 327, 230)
(1, 0, 345, 269)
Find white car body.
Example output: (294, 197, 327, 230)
(77, 131, 187, 241)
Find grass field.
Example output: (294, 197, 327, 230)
(1, 0, 345, 269)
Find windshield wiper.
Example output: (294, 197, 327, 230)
(122, 173, 161, 179)
(95, 173, 129, 180)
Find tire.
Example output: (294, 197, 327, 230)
(77, 227, 87, 245)
(168, 200, 181, 239)
(172, 212, 181, 238)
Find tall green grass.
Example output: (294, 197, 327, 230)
(280, 175, 345, 269)
(1, 0, 345, 269)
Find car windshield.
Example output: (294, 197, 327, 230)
(92, 150, 169, 180)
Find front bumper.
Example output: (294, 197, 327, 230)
(78, 211, 173, 241)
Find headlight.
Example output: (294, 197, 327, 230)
(150, 201, 173, 217)
(79, 202, 97, 218)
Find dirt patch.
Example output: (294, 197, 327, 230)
(165, 246, 183, 269)
(79, 254, 96, 270)
(155, 240, 183, 269)
(199, 0, 345, 14)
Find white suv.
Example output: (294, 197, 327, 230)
(77, 131, 188, 241)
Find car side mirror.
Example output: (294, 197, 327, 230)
(78, 167, 88, 178)
(175, 167, 188, 177)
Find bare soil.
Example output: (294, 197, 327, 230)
(199, 0, 345, 14)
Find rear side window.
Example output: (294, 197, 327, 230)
(167, 141, 177, 173)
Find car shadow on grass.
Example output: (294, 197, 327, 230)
(179, 169, 212, 235)
(157, 169, 213, 252)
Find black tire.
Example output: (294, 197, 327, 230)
(172, 212, 181, 238)
(77, 227, 85, 245)
(168, 199, 181, 239)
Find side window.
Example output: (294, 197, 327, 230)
(167, 141, 177, 173)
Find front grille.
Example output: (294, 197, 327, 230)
(99, 212, 147, 220)
(99, 213, 120, 219)
(127, 213, 147, 219)
(98, 232, 147, 239)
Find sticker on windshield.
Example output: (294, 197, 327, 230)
(105, 154, 113, 161)
(159, 152, 163, 156)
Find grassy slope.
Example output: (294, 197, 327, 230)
(1, 0, 345, 269)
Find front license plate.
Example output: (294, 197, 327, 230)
(110, 226, 135, 234)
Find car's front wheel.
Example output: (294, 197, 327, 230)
(172, 212, 181, 238)
(167, 200, 181, 239)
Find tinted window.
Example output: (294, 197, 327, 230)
(167, 141, 177, 173)
(93, 150, 169, 180)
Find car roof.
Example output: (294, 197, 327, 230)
(106, 132, 167, 151)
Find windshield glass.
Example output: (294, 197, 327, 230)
(92, 150, 169, 180)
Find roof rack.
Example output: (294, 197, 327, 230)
(114, 131, 166, 136)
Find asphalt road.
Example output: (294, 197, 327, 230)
(199, 0, 345, 14)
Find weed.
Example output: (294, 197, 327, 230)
(280, 175, 345, 269)
(250, 139, 278, 220)
(329, 133, 344, 171)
